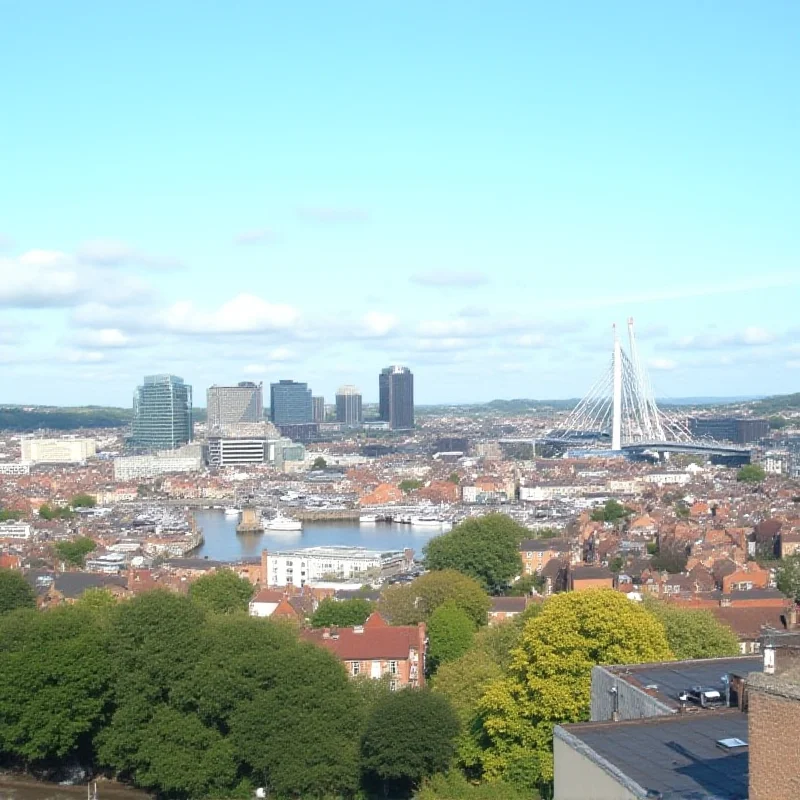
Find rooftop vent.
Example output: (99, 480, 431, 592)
(717, 737, 748, 751)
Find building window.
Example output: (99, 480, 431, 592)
(389, 680, 398, 691)
(389, 660, 398, 675)
(351, 662, 360, 676)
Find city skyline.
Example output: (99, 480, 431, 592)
(1, 2, 799, 406)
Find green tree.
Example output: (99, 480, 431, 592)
(361, 689, 460, 798)
(312, 455, 327, 469)
(423, 513, 526, 591)
(776, 554, 800, 602)
(310, 597, 374, 628)
(400, 478, 424, 493)
(737, 463, 767, 484)
(533, 527, 561, 539)
(416, 772, 533, 800)
(608, 555, 625, 573)
(378, 570, 491, 627)
(590, 499, 633, 523)
(0, 605, 112, 765)
(449, 472, 461, 485)
(642, 597, 740, 659)
(506, 574, 544, 596)
(428, 601, 475, 673)
(0, 569, 36, 615)
(38, 503, 74, 521)
(54, 536, 97, 567)
(187, 569, 254, 614)
(0, 507, 24, 522)
(650, 542, 689, 573)
(70, 493, 97, 508)
(478, 590, 672, 788)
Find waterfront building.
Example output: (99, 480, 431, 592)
(132, 374, 192, 450)
(20, 437, 96, 464)
(335, 385, 363, 425)
(206, 422, 283, 467)
(263, 545, 408, 588)
(312, 395, 325, 423)
(270, 380, 312, 425)
(207, 382, 263, 427)
(378, 365, 414, 430)
(113, 444, 203, 480)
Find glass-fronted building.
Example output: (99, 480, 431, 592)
(378, 366, 414, 430)
(207, 382, 263, 428)
(270, 380, 313, 425)
(131, 374, 193, 450)
(335, 385, 363, 425)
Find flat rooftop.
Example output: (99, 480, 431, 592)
(557, 709, 749, 799)
(268, 546, 405, 559)
(605, 656, 763, 709)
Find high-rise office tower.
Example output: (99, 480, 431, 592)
(131, 374, 193, 450)
(335, 385, 363, 425)
(312, 396, 325, 423)
(378, 366, 414, 430)
(270, 380, 313, 425)
(207, 382, 263, 428)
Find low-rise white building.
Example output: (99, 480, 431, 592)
(0, 522, 32, 540)
(0, 462, 31, 475)
(21, 437, 96, 464)
(265, 545, 408, 588)
(639, 472, 691, 486)
(114, 446, 203, 480)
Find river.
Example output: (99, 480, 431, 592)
(192, 510, 446, 562)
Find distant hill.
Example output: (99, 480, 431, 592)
(0, 405, 208, 432)
(749, 393, 800, 415)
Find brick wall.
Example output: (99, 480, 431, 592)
(748, 675, 800, 800)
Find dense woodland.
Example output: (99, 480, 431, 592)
(0, 513, 746, 799)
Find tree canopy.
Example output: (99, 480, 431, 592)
(70, 493, 97, 508)
(737, 463, 766, 484)
(642, 597, 740, 659)
(361, 689, 460, 798)
(187, 569, 254, 614)
(428, 601, 476, 673)
(378, 570, 491, 627)
(399, 478, 424, 493)
(478, 590, 672, 788)
(311, 455, 327, 469)
(590, 499, 633, 523)
(776, 554, 800, 603)
(38, 503, 74, 521)
(423, 514, 526, 591)
(310, 597, 374, 628)
(0, 569, 36, 615)
(54, 536, 97, 567)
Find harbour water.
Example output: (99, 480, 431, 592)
(193, 509, 446, 562)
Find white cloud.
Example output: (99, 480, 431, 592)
(649, 357, 677, 371)
(243, 364, 267, 375)
(514, 333, 547, 347)
(0, 250, 151, 308)
(410, 270, 488, 288)
(677, 326, 776, 350)
(361, 311, 398, 338)
(77, 239, 183, 269)
(164, 294, 300, 334)
(414, 337, 470, 352)
(267, 347, 293, 361)
(73, 328, 132, 348)
(65, 349, 106, 363)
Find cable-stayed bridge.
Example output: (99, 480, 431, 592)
(540, 319, 750, 462)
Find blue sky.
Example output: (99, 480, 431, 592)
(1, 1, 798, 406)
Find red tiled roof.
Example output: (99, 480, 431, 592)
(252, 588, 284, 604)
(302, 623, 422, 661)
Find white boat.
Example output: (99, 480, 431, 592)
(264, 513, 302, 532)
(359, 514, 378, 524)
(224, 507, 241, 517)
(410, 515, 447, 527)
